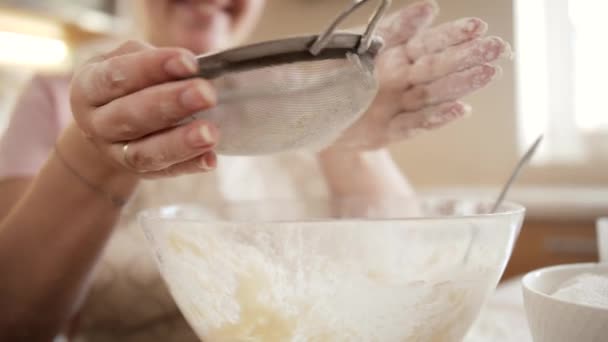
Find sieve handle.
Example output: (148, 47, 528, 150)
(309, 0, 391, 56)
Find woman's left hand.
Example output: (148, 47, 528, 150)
(329, 0, 511, 151)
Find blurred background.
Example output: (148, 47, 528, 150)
(0, 0, 606, 278)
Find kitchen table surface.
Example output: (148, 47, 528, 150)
(465, 276, 532, 341)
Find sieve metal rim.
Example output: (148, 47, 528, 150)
(196, 33, 383, 79)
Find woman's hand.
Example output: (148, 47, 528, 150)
(329, 1, 512, 151)
(70, 41, 220, 178)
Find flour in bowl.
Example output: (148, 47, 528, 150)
(551, 273, 608, 309)
(147, 219, 513, 341)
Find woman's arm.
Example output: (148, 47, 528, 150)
(0, 76, 136, 339)
(0, 41, 220, 340)
(318, 148, 413, 198)
(319, 1, 509, 202)
(0, 124, 138, 340)
(0, 180, 30, 219)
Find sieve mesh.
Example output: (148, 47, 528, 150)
(191, 53, 379, 155)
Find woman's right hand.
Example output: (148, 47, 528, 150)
(70, 40, 219, 178)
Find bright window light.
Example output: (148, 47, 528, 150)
(0, 31, 69, 69)
(514, 0, 607, 163)
(570, 0, 608, 132)
(0, 11, 64, 38)
(514, 0, 549, 148)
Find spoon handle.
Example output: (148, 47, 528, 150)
(491, 134, 544, 213)
(462, 134, 543, 264)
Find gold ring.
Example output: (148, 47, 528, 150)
(122, 143, 139, 172)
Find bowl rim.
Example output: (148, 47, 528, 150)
(522, 262, 608, 312)
(137, 196, 526, 225)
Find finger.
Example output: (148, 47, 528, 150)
(91, 79, 216, 141)
(388, 101, 470, 141)
(377, 0, 438, 49)
(109, 120, 219, 173)
(85, 40, 154, 64)
(409, 36, 512, 84)
(401, 64, 500, 112)
(143, 152, 217, 179)
(73, 46, 199, 108)
(405, 17, 488, 62)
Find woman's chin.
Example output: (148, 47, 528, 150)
(177, 34, 230, 54)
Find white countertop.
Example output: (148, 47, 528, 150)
(465, 277, 532, 342)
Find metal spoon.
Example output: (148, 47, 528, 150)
(489, 134, 544, 213)
(462, 134, 544, 263)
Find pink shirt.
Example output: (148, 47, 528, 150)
(0, 75, 72, 178)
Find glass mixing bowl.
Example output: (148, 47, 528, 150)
(139, 198, 524, 341)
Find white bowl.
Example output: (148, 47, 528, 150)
(140, 197, 524, 341)
(522, 263, 608, 342)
